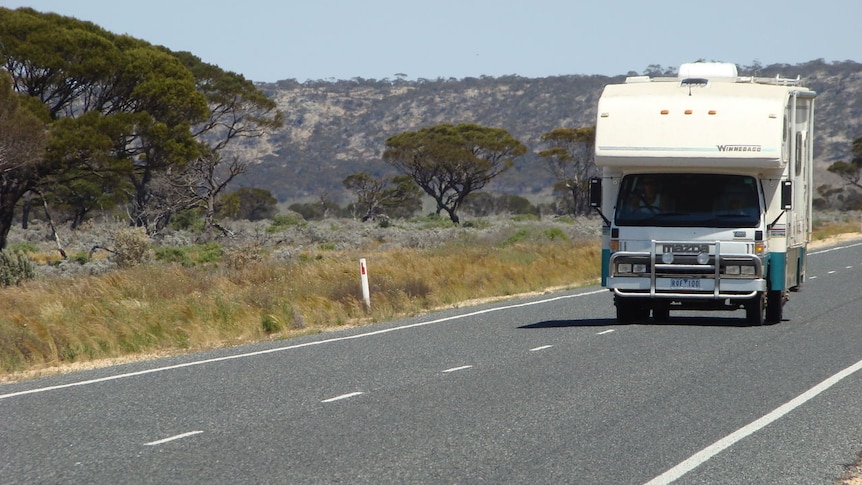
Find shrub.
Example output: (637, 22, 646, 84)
(0, 249, 35, 286)
(543, 227, 569, 241)
(501, 228, 531, 246)
(70, 252, 90, 264)
(111, 227, 153, 268)
(6, 242, 37, 254)
(154, 242, 225, 267)
(169, 208, 206, 231)
(267, 213, 306, 233)
(224, 245, 264, 270)
(261, 314, 282, 334)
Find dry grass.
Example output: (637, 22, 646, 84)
(0, 235, 600, 378)
(813, 212, 862, 241)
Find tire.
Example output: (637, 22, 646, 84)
(616, 298, 649, 323)
(652, 302, 670, 322)
(765, 290, 784, 324)
(745, 293, 765, 325)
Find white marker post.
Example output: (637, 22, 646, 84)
(359, 258, 371, 309)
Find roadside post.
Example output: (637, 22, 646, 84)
(359, 258, 371, 309)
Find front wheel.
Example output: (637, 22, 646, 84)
(652, 302, 670, 322)
(616, 297, 649, 323)
(765, 290, 785, 324)
(745, 293, 765, 325)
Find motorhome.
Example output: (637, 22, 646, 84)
(590, 62, 816, 324)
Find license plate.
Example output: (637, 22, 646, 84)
(670, 278, 701, 289)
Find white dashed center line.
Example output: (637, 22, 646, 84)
(530, 345, 554, 352)
(321, 391, 364, 403)
(597, 329, 616, 335)
(442, 365, 473, 373)
(144, 430, 203, 446)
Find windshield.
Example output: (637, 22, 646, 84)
(615, 173, 761, 228)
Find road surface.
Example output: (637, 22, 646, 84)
(2, 240, 861, 484)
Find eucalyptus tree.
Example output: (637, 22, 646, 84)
(538, 126, 597, 215)
(343, 172, 422, 221)
(1, 7, 207, 233)
(159, 51, 283, 234)
(383, 123, 525, 224)
(0, 7, 282, 240)
(827, 136, 862, 190)
(0, 71, 48, 249)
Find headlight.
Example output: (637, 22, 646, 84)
(725, 264, 756, 276)
(633, 264, 647, 273)
(617, 263, 632, 274)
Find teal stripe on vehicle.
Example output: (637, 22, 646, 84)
(768, 251, 787, 291)
(601, 249, 611, 286)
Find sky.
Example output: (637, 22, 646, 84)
(3, 0, 861, 83)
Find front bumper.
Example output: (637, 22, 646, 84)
(608, 240, 766, 299)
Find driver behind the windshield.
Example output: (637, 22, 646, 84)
(626, 176, 667, 213)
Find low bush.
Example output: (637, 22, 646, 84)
(111, 227, 153, 268)
(0, 250, 35, 286)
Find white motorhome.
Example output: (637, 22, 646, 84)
(590, 62, 816, 324)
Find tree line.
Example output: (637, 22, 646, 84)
(0, 7, 602, 251)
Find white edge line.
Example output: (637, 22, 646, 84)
(643, 357, 862, 485)
(442, 365, 473, 373)
(808, 241, 862, 255)
(1, 289, 607, 400)
(321, 391, 364, 403)
(530, 345, 554, 352)
(144, 430, 203, 446)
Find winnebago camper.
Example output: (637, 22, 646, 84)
(590, 62, 816, 324)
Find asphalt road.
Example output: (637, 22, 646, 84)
(2, 240, 862, 484)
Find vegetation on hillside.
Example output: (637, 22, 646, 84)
(241, 60, 862, 204)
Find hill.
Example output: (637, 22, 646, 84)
(223, 60, 862, 205)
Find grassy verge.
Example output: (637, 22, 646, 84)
(0, 237, 600, 378)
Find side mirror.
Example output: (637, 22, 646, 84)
(781, 181, 793, 210)
(589, 177, 602, 208)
